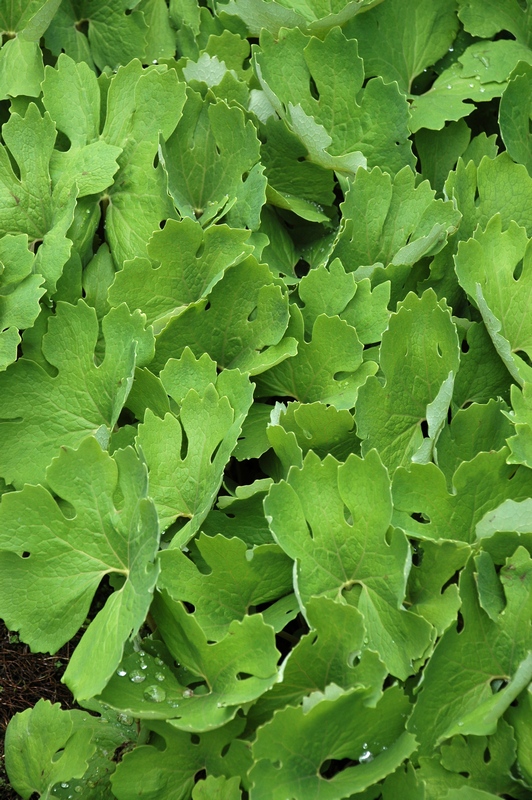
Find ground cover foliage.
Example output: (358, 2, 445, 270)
(4, 0, 532, 797)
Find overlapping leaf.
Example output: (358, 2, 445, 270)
(0, 300, 153, 489)
(0, 437, 160, 700)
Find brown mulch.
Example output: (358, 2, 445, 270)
(0, 620, 83, 798)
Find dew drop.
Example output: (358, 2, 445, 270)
(117, 712, 134, 725)
(155, 657, 164, 666)
(154, 672, 166, 682)
(61, 784, 69, 789)
(167, 699, 180, 708)
(75, 788, 83, 794)
(152, 59, 158, 64)
(116, 668, 127, 677)
(359, 750, 374, 763)
(458, 721, 464, 727)
(479, 87, 485, 93)
(129, 670, 146, 683)
(448, 46, 454, 52)
(182, 688, 194, 698)
(447, 84, 452, 90)
(144, 684, 166, 703)
(140, 661, 148, 670)
(138, 651, 146, 657)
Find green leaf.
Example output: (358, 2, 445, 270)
(267, 400, 360, 471)
(5, 700, 135, 799)
(202, 480, 274, 546)
(265, 450, 434, 678)
(457, 0, 532, 47)
(409, 40, 532, 133)
(193, 776, 242, 800)
(329, 167, 461, 297)
(0, 300, 153, 489)
(298, 258, 390, 344)
(0, 0, 62, 40)
(250, 685, 418, 800)
(408, 539, 470, 636)
(136, 348, 253, 543)
(254, 27, 414, 176)
(416, 119, 472, 194)
(4, 700, 96, 800)
(42, 54, 122, 198)
(455, 214, 532, 385)
(255, 305, 376, 409)
(0, 234, 45, 371)
(45, 0, 148, 71)
(248, 596, 387, 727)
(436, 399, 513, 483)
(0, 103, 78, 293)
(392, 448, 532, 544)
(506, 687, 532, 786)
(408, 551, 532, 753)
(216, 0, 383, 37)
(109, 218, 253, 327)
(162, 89, 265, 227)
(355, 290, 460, 473)
(153, 256, 295, 374)
(0, 437, 160, 700)
(260, 116, 335, 221)
(149, 592, 280, 730)
(233, 401, 273, 460)
(347, 0, 459, 94)
(500, 61, 532, 173)
(453, 322, 512, 409)
(506, 383, 532, 468)
(111, 718, 250, 800)
(157, 534, 293, 640)
(102, 60, 187, 266)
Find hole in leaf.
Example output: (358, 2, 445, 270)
(294, 259, 310, 278)
(297, 155, 306, 162)
(190, 734, 200, 745)
(248, 306, 258, 322)
(441, 569, 461, 594)
(180, 427, 189, 460)
(420, 419, 429, 438)
(483, 746, 491, 763)
(411, 543, 424, 566)
(456, 610, 465, 632)
(153, 152, 159, 169)
(461, 338, 470, 353)
(221, 743, 231, 757)
(21, 552, 30, 559)
(411, 512, 431, 525)
(183, 602, 195, 614)
(319, 758, 356, 778)
(194, 769, 207, 782)
(447, 407, 453, 424)
(490, 678, 507, 693)
(75, 18, 89, 34)
(459, 772, 470, 778)
(159, 219, 166, 229)
(513, 259, 524, 280)
(236, 672, 253, 680)
(515, 350, 532, 369)
(210, 440, 222, 464)
(309, 75, 320, 100)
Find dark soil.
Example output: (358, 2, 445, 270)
(0, 620, 82, 798)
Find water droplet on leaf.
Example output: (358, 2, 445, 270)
(130, 670, 146, 683)
(154, 672, 165, 682)
(144, 684, 166, 703)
